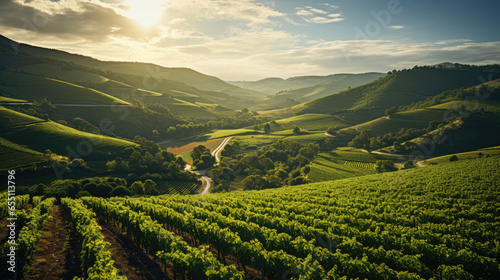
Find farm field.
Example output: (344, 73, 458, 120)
(308, 148, 376, 182)
(206, 128, 257, 139)
(155, 180, 199, 195)
(4, 157, 499, 279)
(275, 113, 350, 131)
(165, 138, 225, 163)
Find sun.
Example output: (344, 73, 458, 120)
(124, 0, 165, 28)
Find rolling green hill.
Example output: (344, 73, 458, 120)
(0, 69, 129, 105)
(255, 72, 385, 109)
(0, 136, 44, 170)
(275, 113, 351, 131)
(337, 109, 445, 136)
(0, 106, 137, 156)
(0, 34, 263, 100)
(291, 66, 500, 119)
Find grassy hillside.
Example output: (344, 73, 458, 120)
(257, 73, 385, 109)
(308, 148, 376, 182)
(422, 145, 500, 165)
(0, 106, 137, 156)
(0, 35, 263, 99)
(0, 69, 129, 105)
(19, 63, 109, 84)
(275, 113, 351, 131)
(0, 136, 44, 170)
(338, 109, 444, 136)
(0, 105, 44, 126)
(292, 66, 500, 118)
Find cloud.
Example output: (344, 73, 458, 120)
(0, 0, 499, 80)
(387, 25, 405, 30)
(0, 0, 161, 43)
(165, 0, 286, 27)
(296, 4, 344, 24)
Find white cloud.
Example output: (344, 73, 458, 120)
(296, 4, 344, 24)
(387, 25, 405, 30)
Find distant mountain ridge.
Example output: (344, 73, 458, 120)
(230, 72, 385, 95)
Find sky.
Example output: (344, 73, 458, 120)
(0, 0, 499, 80)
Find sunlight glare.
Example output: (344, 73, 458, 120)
(125, 0, 165, 28)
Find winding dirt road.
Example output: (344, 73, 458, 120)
(184, 137, 233, 195)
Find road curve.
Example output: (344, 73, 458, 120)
(183, 137, 233, 195)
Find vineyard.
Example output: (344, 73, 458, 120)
(0, 138, 44, 171)
(344, 161, 376, 170)
(335, 149, 378, 163)
(1, 156, 499, 279)
(156, 180, 199, 195)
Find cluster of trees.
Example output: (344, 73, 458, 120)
(72, 117, 100, 133)
(191, 145, 216, 169)
(208, 139, 319, 192)
(106, 136, 198, 185)
(348, 121, 443, 151)
(16, 175, 174, 198)
(164, 111, 262, 139)
(398, 85, 499, 112)
(15, 177, 130, 198)
(10, 99, 56, 120)
(106, 148, 194, 181)
(387, 63, 500, 75)
(375, 160, 398, 173)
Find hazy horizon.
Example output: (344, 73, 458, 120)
(1, 0, 499, 80)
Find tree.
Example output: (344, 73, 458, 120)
(293, 126, 300, 135)
(152, 129, 159, 139)
(144, 179, 159, 195)
(449, 155, 458, 162)
(130, 181, 145, 195)
(191, 145, 209, 161)
(264, 123, 271, 134)
(375, 160, 398, 173)
(385, 107, 397, 116)
(241, 175, 264, 190)
(109, 186, 131, 197)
